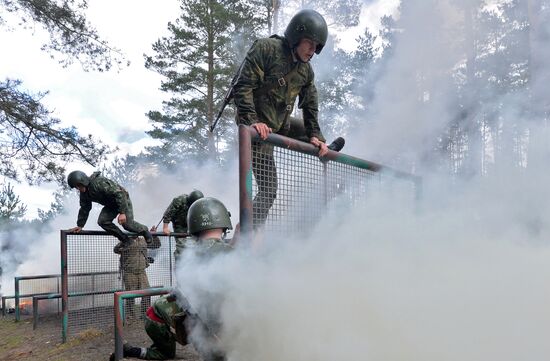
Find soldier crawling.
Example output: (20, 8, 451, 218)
(111, 197, 233, 361)
(66, 170, 153, 244)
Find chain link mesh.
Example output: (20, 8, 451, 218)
(64, 233, 175, 335)
(249, 137, 419, 236)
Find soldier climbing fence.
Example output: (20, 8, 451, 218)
(60, 230, 180, 342)
(238, 124, 422, 238)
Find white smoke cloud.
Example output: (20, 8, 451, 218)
(174, 1, 550, 360)
(175, 174, 550, 360)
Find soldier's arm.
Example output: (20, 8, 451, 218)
(162, 198, 178, 224)
(233, 39, 269, 126)
(299, 68, 326, 143)
(76, 194, 92, 227)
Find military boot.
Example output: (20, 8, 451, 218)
(143, 230, 153, 245)
(327, 137, 345, 152)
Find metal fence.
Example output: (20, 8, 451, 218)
(14, 274, 60, 321)
(113, 288, 172, 361)
(238, 125, 422, 237)
(13, 272, 117, 322)
(61, 230, 179, 342)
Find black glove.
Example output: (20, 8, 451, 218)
(147, 256, 155, 264)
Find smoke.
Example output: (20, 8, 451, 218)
(173, 1, 550, 360)
(174, 174, 550, 360)
(0, 157, 239, 305)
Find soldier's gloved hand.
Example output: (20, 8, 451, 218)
(147, 256, 155, 264)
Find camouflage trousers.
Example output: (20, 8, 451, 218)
(143, 317, 177, 360)
(252, 142, 277, 228)
(97, 195, 148, 242)
(123, 271, 150, 318)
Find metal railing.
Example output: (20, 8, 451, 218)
(113, 287, 172, 361)
(60, 230, 180, 342)
(238, 124, 422, 238)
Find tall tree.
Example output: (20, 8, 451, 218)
(0, 182, 27, 226)
(0, 0, 124, 183)
(145, 0, 260, 164)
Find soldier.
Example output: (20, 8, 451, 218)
(233, 9, 344, 226)
(113, 227, 161, 320)
(161, 190, 204, 260)
(66, 170, 153, 244)
(114, 197, 232, 361)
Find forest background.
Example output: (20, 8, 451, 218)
(1, 0, 549, 299)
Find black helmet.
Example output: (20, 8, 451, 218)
(187, 190, 204, 207)
(284, 9, 328, 54)
(187, 197, 232, 236)
(67, 170, 90, 188)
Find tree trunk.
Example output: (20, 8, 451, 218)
(207, 0, 217, 159)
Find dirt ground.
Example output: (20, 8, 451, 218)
(0, 313, 201, 361)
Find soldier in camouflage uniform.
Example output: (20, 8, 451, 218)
(113, 229, 161, 319)
(67, 170, 153, 244)
(233, 9, 341, 226)
(161, 190, 204, 260)
(114, 197, 232, 361)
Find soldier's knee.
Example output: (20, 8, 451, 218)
(98, 218, 111, 228)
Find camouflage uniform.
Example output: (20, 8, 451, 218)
(114, 236, 161, 318)
(233, 35, 326, 225)
(77, 171, 149, 242)
(143, 295, 183, 360)
(162, 194, 191, 259)
(142, 239, 232, 360)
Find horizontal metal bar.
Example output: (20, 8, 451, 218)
(15, 270, 118, 281)
(61, 230, 188, 237)
(242, 125, 419, 182)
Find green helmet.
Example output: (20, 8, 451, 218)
(284, 9, 328, 54)
(67, 170, 90, 188)
(187, 190, 204, 207)
(187, 197, 232, 236)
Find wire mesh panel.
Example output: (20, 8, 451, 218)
(239, 125, 421, 238)
(15, 275, 60, 321)
(61, 231, 175, 341)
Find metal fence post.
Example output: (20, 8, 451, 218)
(14, 277, 20, 322)
(169, 236, 173, 286)
(61, 230, 68, 343)
(239, 124, 254, 239)
(114, 288, 172, 361)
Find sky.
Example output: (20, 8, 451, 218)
(0, 0, 399, 218)
(0, 0, 182, 216)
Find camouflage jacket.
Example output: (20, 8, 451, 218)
(233, 35, 325, 142)
(196, 238, 233, 258)
(77, 172, 129, 227)
(114, 236, 161, 273)
(162, 195, 189, 232)
(152, 295, 185, 328)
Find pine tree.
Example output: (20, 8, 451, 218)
(0, 0, 123, 183)
(144, 0, 261, 166)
